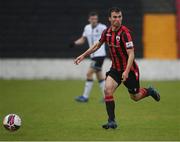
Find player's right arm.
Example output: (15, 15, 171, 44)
(74, 36, 86, 45)
(70, 25, 87, 48)
(74, 41, 103, 65)
(74, 28, 107, 65)
(70, 36, 86, 48)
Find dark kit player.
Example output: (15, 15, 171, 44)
(74, 7, 160, 129)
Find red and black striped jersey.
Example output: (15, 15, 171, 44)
(99, 25, 138, 72)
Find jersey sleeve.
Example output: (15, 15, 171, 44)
(122, 31, 134, 49)
(82, 26, 87, 37)
(99, 29, 107, 43)
(102, 24, 107, 30)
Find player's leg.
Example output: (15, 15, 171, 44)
(75, 67, 95, 102)
(88, 57, 105, 98)
(130, 87, 160, 102)
(102, 69, 121, 129)
(124, 70, 160, 102)
(92, 57, 106, 98)
(96, 70, 105, 98)
(102, 76, 118, 129)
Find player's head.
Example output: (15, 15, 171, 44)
(88, 11, 99, 27)
(108, 7, 122, 28)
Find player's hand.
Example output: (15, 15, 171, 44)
(74, 55, 84, 65)
(122, 71, 129, 82)
(69, 41, 75, 48)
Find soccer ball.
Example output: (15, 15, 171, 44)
(3, 114, 21, 132)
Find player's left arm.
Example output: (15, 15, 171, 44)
(122, 31, 135, 82)
(122, 48, 135, 81)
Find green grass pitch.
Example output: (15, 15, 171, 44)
(0, 80, 180, 141)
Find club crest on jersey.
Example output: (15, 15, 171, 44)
(116, 36, 120, 41)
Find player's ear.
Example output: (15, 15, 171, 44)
(108, 17, 111, 22)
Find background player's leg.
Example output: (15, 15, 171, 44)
(82, 67, 95, 99)
(93, 57, 105, 98)
(96, 70, 105, 98)
(75, 67, 95, 102)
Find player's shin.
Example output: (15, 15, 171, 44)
(98, 79, 105, 98)
(105, 95, 115, 122)
(132, 88, 148, 101)
(138, 88, 148, 98)
(82, 79, 94, 98)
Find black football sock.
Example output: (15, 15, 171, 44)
(105, 95, 115, 122)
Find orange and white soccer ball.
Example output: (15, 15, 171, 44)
(3, 114, 21, 132)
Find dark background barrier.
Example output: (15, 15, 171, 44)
(0, 0, 144, 58)
(142, 0, 175, 13)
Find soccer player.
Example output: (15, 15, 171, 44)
(74, 7, 160, 129)
(70, 11, 107, 102)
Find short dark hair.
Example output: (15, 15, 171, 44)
(108, 7, 121, 17)
(88, 11, 98, 17)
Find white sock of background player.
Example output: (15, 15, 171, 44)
(82, 79, 93, 99)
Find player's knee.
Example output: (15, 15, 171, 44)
(86, 71, 93, 79)
(128, 88, 139, 95)
(104, 87, 113, 96)
(96, 74, 104, 81)
(130, 94, 138, 102)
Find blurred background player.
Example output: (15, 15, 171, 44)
(70, 11, 107, 102)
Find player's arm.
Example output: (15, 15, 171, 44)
(74, 28, 107, 65)
(125, 48, 135, 72)
(74, 41, 102, 65)
(74, 36, 86, 45)
(122, 48, 135, 82)
(122, 30, 135, 82)
(70, 26, 87, 48)
(70, 36, 86, 48)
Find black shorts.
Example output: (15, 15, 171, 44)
(106, 68, 140, 94)
(90, 57, 105, 71)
